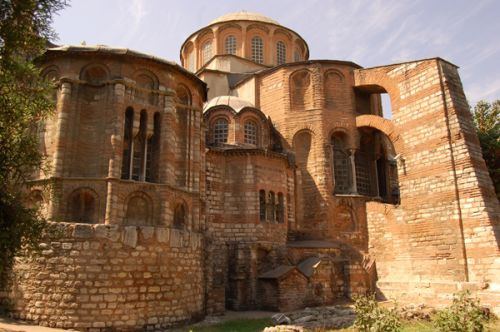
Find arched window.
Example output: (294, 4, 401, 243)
(259, 190, 266, 221)
(121, 108, 134, 180)
(244, 121, 258, 146)
(267, 191, 275, 222)
(332, 134, 351, 194)
(276, 193, 284, 223)
(68, 188, 98, 224)
(146, 112, 160, 182)
(213, 118, 228, 145)
(276, 41, 286, 65)
(125, 194, 150, 226)
(294, 49, 301, 62)
(251, 36, 264, 64)
(225, 35, 237, 55)
(132, 111, 147, 181)
(202, 40, 212, 65)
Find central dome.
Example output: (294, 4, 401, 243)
(209, 11, 280, 25)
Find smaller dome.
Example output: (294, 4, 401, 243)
(204, 95, 254, 112)
(210, 11, 280, 25)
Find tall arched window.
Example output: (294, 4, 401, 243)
(174, 203, 187, 229)
(225, 35, 237, 55)
(202, 40, 212, 65)
(213, 118, 228, 145)
(146, 112, 160, 182)
(244, 121, 258, 146)
(259, 190, 266, 221)
(121, 108, 134, 180)
(276, 41, 286, 65)
(332, 134, 351, 194)
(132, 111, 147, 181)
(251, 36, 264, 64)
(276, 193, 284, 223)
(267, 191, 275, 222)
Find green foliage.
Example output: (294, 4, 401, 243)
(353, 294, 402, 332)
(433, 291, 488, 332)
(0, 0, 67, 287)
(471, 100, 500, 198)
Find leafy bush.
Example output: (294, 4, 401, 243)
(434, 290, 488, 332)
(353, 293, 402, 332)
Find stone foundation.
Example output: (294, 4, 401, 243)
(2, 222, 204, 330)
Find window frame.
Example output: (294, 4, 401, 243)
(224, 35, 237, 55)
(251, 36, 264, 64)
(276, 41, 286, 65)
(212, 117, 229, 145)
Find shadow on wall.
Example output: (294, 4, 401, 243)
(293, 130, 325, 239)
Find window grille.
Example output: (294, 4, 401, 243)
(244, 121, 257, 145)
(202, 41, 212, 65)
(225, 35, 237, 55)
(213, 118, 228, 144)
(251, 36, 264, 64)
(277, 41, 286, 65)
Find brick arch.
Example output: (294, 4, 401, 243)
(355, 115, 405, 154)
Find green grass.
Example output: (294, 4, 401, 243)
(180, 317, 500, 332)
(185, 318, 272, 332)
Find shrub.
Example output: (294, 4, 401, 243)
(434, 290, 487, 332)
(353, 293, 402, 332)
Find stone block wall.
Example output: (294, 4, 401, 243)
(3, 222, 204, 331)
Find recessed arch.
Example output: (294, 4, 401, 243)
(79, 63, 109, 84)
(124, 191, 153, 226)
(173, 200, 188, 229)
(355, 115, 404, 154)
(290, 69, 313, 110)
(67, 187, 99, 223)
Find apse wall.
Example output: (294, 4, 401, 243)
(6, 222, 204, 330)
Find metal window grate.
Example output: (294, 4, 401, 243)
(225, 35, 237, 55)
(277, 41, 286, 65)
(251, 36, 264, 64)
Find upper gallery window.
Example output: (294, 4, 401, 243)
(277, 41, 286, 65)
(244, 121, 258, 146)
(225, 35, 237, 55)
(251, 36, 264, 64)
(202, 40, 213, 65)
(213, 118, 229, 144)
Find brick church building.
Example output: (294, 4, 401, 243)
(3, 11, 499, 330)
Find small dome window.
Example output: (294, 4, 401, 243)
(225, 35, 237, 55)
(277, 41, 286, 65)
(251, 36, 264, 64)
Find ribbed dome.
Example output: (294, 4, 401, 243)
(204, 95, 255, 112)
(210, 11, 280, 25)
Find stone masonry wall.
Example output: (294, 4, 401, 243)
(356, 59, 500, 313)
(3, 222, 204, 331)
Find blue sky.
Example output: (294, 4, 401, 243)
(53, 0, 500, 105)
